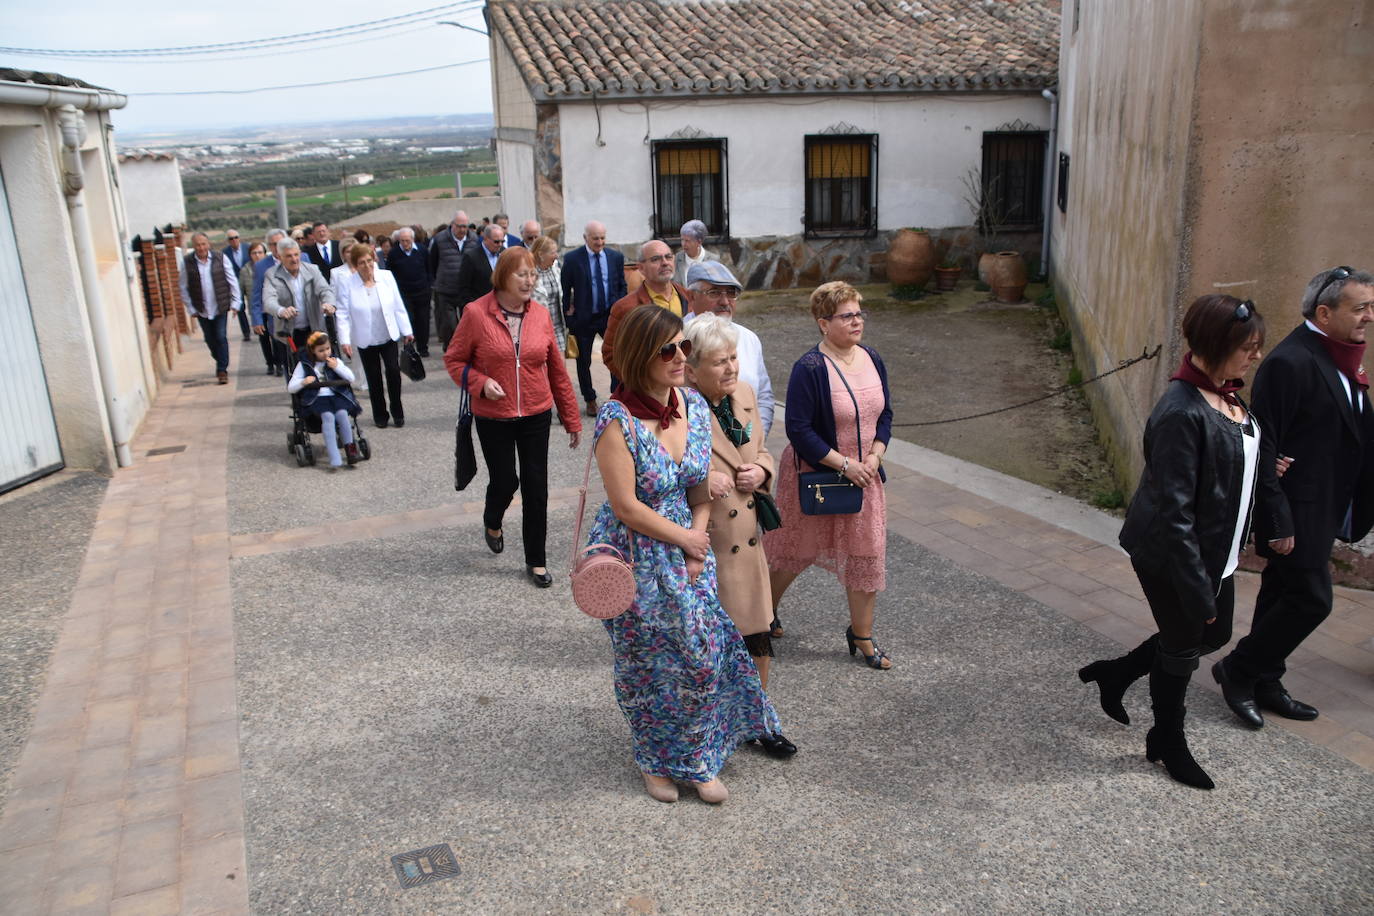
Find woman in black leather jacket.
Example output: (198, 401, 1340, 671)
(1079, 295, 1293, 790)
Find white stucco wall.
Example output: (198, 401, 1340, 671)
(118, 157, 185, 235)
(495, 139, 536, 226)
(0, 102, 156, 477)
(555, 93, 1051, 245)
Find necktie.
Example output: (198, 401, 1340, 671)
(591, 252, 603, 313)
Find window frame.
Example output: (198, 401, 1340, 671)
(802, 133, 879, 239)
(649, 138, 729, 243)
(981, 130, 1049, 231)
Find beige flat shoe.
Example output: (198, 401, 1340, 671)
(693, 778, 728, 804)
(642, 773, 678, 803)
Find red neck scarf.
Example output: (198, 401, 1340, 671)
(1171, 352, 1244, 405)
(1314, 332, 1370, 390)
(613, 386, 681, 429)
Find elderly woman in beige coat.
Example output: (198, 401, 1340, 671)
(683, 313, 796, 759)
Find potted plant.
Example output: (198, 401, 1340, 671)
(886, 227, 936, 291)
(961, 168, 1009, 284)
(934, 257, 962, 291)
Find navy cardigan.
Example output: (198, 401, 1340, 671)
(784, 345, 893, 476)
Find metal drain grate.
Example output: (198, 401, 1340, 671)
(391, 844, 460, 889)
(182, 379, 215, 388)
(146, 445, 187, 456)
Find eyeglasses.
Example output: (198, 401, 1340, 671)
(825, 310, 868, 324)
(658, 339, 693, 362)
(1234, 299, 1254, 321)
(1312, 267, 1354, 308)
(642, 254, 672, 264)
(512, 270, 538, 281)
(704, 287, 739, 299)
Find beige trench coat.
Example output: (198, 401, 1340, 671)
(704, 382, 775, 637)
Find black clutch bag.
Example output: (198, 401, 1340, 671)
(454, 366, 477, 491)
(402, 343, 427, 382)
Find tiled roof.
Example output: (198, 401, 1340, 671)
(488, 0, 1060, 101)
(0, 68, 111, 91)
(118, 150, 178, 162)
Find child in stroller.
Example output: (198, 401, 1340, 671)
(287, 331, 363, 470)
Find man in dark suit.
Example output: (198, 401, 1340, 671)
(222, 228, 252, 340)
(455, 223, 505, 320)
(303, 222, 340, 283)
(1215, 267, 1374, 727)
(428, 209, 475, 350)
(386, 227, 432, 355)
(561, 220, 626, 415)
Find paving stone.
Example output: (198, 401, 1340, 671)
(115, 815, 181, 898)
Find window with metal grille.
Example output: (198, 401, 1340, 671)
(804, 135, 878, 237)
(982, 131, 1048, 229)
(651, 140, 727, 240)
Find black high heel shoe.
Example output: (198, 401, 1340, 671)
(484, 528, 504, 554)
(845, 626, 891, 670)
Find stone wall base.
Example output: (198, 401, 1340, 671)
(710, 227, 1043, 290)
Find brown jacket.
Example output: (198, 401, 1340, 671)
(703, 381, 775, 637)
(601, 281, 690, 380)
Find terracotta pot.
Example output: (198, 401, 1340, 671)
(624, 265, 643, 297)
(886, 229, 937, 289)
(933, 266, 961, 292)
(986, 251, 1028, 303)
(977, 251, 998, 285)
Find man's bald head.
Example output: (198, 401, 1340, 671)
(584, 221, 607, 254)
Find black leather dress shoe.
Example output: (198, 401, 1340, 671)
(1256, 684, 1319, 721)
(527, 567, 553, 588)
(484, 529, 504, 554)
(1212, 661, 1264, 729)
(376, 418, 389, 429)
(755, 733, 797, 759)
(393, 417, 405, 428)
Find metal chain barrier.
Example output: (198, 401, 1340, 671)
(889, 344, 1163, 428)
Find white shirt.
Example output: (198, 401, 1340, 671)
(1305, 319, 1362, 411)
(288, 270, 307, 328)
(287, 358, 355, 399)
(317, 242, 332, 266)
(683, 311, 775, 435)
(180, 253, 241, 319)
(1223, 416, 1261, 580)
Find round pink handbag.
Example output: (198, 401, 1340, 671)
(569, 446, 636, 619)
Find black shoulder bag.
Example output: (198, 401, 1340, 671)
(454, 365, 478, 491)
(797, 353, 865, 516)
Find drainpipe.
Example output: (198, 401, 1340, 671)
(58, 104, 132, 467)
(1039, 88, 1058, 280)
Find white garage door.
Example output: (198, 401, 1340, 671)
(0, 165, 63, 492)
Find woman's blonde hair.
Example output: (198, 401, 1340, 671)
(682, 312, 738, 367)
(528, 235, 557, 261)
(616, 306, 683, 394)
(810, 281, 862, 321)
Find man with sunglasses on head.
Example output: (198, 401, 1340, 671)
(682, 260, 774, 436)
(601, 239, 689, 384)
(1215, 266, 1374, 729)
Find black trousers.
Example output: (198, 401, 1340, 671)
(257, 328, 277, 369)
(474, 410, 552, 567)
(235, 304, 251, 339)
(571, 312, 609, 404)
(358, 338, 404, 425)
(400, 288, 432, 354)
(434, 289, 463, 352)
(1226, 561, 1332, 687)
(1133, 559, 1235, 673)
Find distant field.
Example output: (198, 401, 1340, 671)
(224, 172, 498, 212)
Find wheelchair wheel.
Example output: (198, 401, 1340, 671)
(294, 443, 309, 467)
(303, 442, 316, 466)
(358, 437, 371, 460)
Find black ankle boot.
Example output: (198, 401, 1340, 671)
(1078, 636, 1156, 725)
(1146, 661, 1214, 790)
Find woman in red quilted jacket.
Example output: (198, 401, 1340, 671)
(445, 247, 583, 587)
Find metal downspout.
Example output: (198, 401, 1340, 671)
(58, 104, 133, 467)
(1040, 88, 1058, 280)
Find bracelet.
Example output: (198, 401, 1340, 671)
(840, 457, 850, 476)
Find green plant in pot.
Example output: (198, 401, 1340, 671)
(933, 257, 962, 291)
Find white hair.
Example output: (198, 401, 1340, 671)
(276, 238, 300, 257)
(265, 228, 287, 244)
(682, 312, 738, 367)
(393, 227, 414, 242)
(680, 219, 708, 243)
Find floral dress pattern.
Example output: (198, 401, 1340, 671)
(588, 389, 781, 782)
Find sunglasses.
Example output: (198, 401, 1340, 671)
(1312, 266, 1354, 307)
(227, 235, 239, 241)
(658, 339, 693, 362)
(1234, 299, 1254, 321)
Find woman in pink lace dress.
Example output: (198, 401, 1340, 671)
(765, 282, 894, 669)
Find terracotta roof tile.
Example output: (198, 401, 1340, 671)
(490, 0, 1059, 100)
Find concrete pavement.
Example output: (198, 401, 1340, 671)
(1, 334, 1372, 914)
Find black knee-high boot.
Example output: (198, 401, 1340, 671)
(1144, 653, 1214, 790)
(1079, 635, 1157, 725)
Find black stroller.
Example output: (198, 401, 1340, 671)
(285, 317, 372, 467)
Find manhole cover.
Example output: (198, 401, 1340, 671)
(146, 445, 187, 456)
(391, 844, 460, 889)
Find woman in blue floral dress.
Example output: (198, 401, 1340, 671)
(588, 305, 781, 804)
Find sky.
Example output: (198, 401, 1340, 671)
(0, 0, 494, 136)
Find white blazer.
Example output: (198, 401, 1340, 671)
(335, 269, 413, 347)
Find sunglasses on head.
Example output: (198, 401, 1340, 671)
(1312, 266, 1354, 307)
(1233, 299, 1254, 321)
(658, 339, 692, 362)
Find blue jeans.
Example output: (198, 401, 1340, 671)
(196, 313, 230, 373)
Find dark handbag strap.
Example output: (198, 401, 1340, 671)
(457, 365, 471, 422)
(795, 350, 864, 474)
